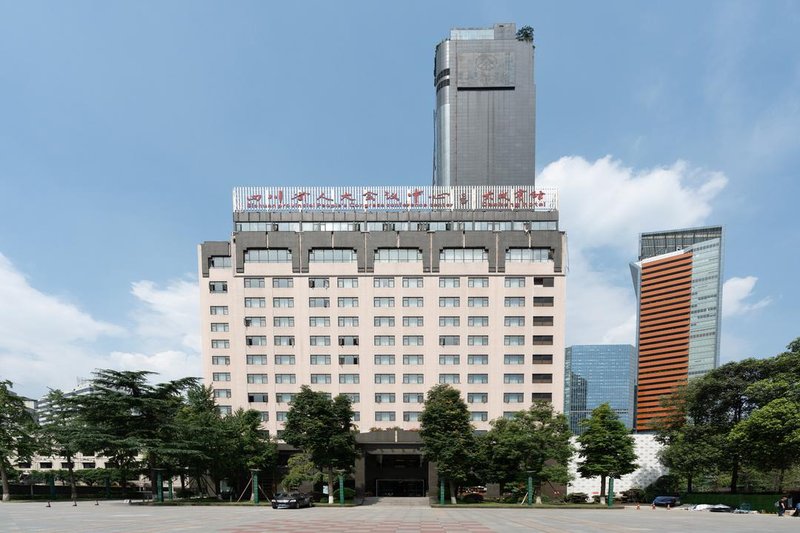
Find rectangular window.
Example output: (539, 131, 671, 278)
(403, 393, 425, 403)
(403, 355, 424, 365)
(532, 335, 554, 345)
(533, 354, 554, 364)
(309, 316, 331, 327)
(339, 374, 360, 384)
(274, 354, 295, 365)
(504, 354, 525, 365)
(212, 356, 230, 365)
(468, 316, 489, 327)
(211, 340, 230, 349)
(533, 296, 554, 307)
(374, 335, 395, 346)
(209, 256, 231, 268)
(218, 406, 232, 415)
(338, 354, 359, 365)
(309, 249, 357, 263)
(309, 335, 331, 346)
(468, 297, 489, 308)
(439, 335, 460, 346)
(467, 373, 488, 384)
(247, 374, 268, 384)
(276, 411, 288, 422)
(505, 335, 525, 346)
(468, 335, 488, 346)
(245, 316, 267, 327)
(338, 297, 359, 308)
(440, 248, 488, 262)
(470, 411, 488, 422)
(504, 316, 525, 327)
(245, 249, 291, 263)
(274, 374, 296, 384)
(245, 336, 266, 346)
(274, 336, 295, 346)
(439, 276, 460, 288)
(374, 373, 396, 384)
(211, 322, 229, 332)
(468, 354, 488, 365)
(504, 393, 524, 403)
(273, 317, 294, 328)
(439, 354, 460, 365)
(246, 355, 268, 365)
(309, 297, 330, 308)
(245, 297, 267, 308)
(439, 373, 460, 384)
(402, 297, 424, 307)
(504, 277, 525, 288)
(374, 316, 395, 327)
(504, 297, 525, 308)
(467, 393, 488, 404)
(375, 248, 422, 262)
(403, 335, 424, 346)
(338, 316, 359, 327)
(271, 277, 292, 288)
(210, 306, 228, 315)
(338, 335, 359, 346)
(532, 392, 553, 402)
(532, 373, 553, 384)
(273, 297, 294, 308)
(213, 389, 231, 399)
(337, 277, 358, 288)
(402, 276, 423, 288)
(310, 354, 331, 365)
(402, 373, 424, 384)
(533, 316, 554, 326)
(308, 277, 330, 288)
(439, 316, 460, 327)
(375, 393, 395, 403)
(506, 248, 551, 263)
(310, 374, 332, 384)
(209, 281, 227, 293)
(534, 276, 555, 287)
(468, 277, 489, 288)
(248, 393, 269, 403)
(439, 297, 460, 308)
(504, 374, 524, 384)
(375, 411, 396, 422)
(343, 393, 360, 403)
(402, 316, 424, 327)
(374, 354, 395, 365)
(276, 393, 296, 403)
(403, 411, 421, 422)
(374, 297, 395, 308)
(373, 277, 395, 288)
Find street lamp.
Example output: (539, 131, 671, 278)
(334, 469, 345, 505)
(525, 470, 536, 506)
(250, 469, 261, 505)
(154, 469, 164, 503)
(607, 473, 615, 508)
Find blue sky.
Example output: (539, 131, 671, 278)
(1, 1, 798, 398)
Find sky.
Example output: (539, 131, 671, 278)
(1, 1, 798, 399)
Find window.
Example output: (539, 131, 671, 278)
(505, 277, 525, 288)
(374, 373, 396, 384)
(309, 248, 357, 263)
(273, 317, 294, 328)
(403, 373, 424, 384)
(273, 297, 294, 308)
(439, 297, 460, 308)
(403, 316, 424, 327)
(309, 316, 331, 327)
(468, 335, 488, 346)
(374, 297, 395, 308)
(439, 316, 460, 327)
(468, 393, 488, 404)
(533, 316, 554, 326)
(209, 256, 231, 268)
(339, 374, 360, 384)
(209, 281, 227, 293)
(245, 316, 267, 327)
(403, 335, 424, 346)
(402, 297, 424, 307)
(468, 277, 489, 288)
(374, 335, 395, 346)
(532, 392, 553, 402)
(245, 336, 266, 346)
(504, 393, 524, 403)
(245, 297, 266, 308)
(276, 411, 288, 422)
(310, 354, 331, 365)
(468, 354, 489, 365)
(439, 373, 460, 384)
(534, 276, 555, 287)
(374, 316, 395, 327)
(337, 277, 358, 288)
(338, 335, 359, 346)
(343, 393, 360, 403)
(468, 316, 489, 327)
(308, 277, 330, 288)
(403, 355, 424, 365)
(504, 297, 525, 307)
(439, 354, 460, 365)
(505, 316, 525, 327)
(309, 297, 330, 308)
(470, 411, 488, 422)
(338, 297, 358, 308)
(504, 354, 525, 365)
(440, 248, 488, 262)
(248, 393, 269, 403)
(276, 393, 296, 403)
(247, 374, 268, 384)
(274, 336, 295, 346)
(439, 335, 460, 346)
(271, 277, 292, 288)
(339, 355, 359, 365)
(244, 249, 291, 263)
(274, 354, 295, 365)
(504, 374, 524, 384)
(247, 355, 267, 365)
(533, 296, 554, 307)
(403, 411, 421, 422)
(212, 356, 230, 365)
(375, 393, 395, 403)
(274, 374, 296, 384)
(402, 277, 424, 288)
(375, 248, 422, 262)
(338, 316, 359, 327)
(39, 462, 53, 469)
(374, 354, 395, 365)
(210, 306, 228, 315)
(211, 322, 229, 332)
(218, 406, 232, 415)
(213, 389, 231, 398)
(532, 373, 553, 384)
(532, 335, 554, 345)
(311, 374, 332, 384)
(505, 335, 525, 346)
(403, 393, 424, 403)
(373, 277, 395, 288)
(533, 354, 554, 364)
(506, 248, 551, 262)
(211, 339, 230, 349)
(439, 277, 460, 288)
(468, 297, 489, 308)
(310, 335, 331, 346)
(468, 373, 488, 384)
(375, 412, 396, 422)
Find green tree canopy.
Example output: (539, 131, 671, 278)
(577, 403, 637, 496)
(0, 380, 37, 502)
(38, 389, 84, 501)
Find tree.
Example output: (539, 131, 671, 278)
(576, 403, 637, 496)
(481, 403, 573, 502)
(516, 25, 534, 42)
(0, 381, 37, 502)
(657, 421, 723, 493)
(281, 453, 321, 491)
(418, 384, 476, 504)
(38, 389, 84, 502)
(281, 386, 357, 503)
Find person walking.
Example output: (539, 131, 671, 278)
(777, 496, 788, 517)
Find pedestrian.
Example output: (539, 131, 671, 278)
(777, 496, 788, 517)
(792, 501, 800, 517)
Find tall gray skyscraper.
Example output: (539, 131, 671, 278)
(433, 23, 536, 187)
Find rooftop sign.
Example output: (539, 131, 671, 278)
(233, 186, 557, 212)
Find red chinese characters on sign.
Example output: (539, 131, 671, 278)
(385, 191, 400, 202)
(363, 191, 378, 202)
(408, 189, 424, 204)
(340, 192, 355, 203)
(292, 191, 310, 202)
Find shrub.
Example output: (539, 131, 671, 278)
(332, 487, 356, 501)
(459, 493, 484, 503)
(564, 492, 589, 504)
(621, 487, 645, 503)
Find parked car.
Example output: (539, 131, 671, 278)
(271, 492, 313, 509)
(652, 495, 681, 507)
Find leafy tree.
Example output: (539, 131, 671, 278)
(0, 380, 37, 502)
(38, 389, 84, 502)
(224, 408, 277, 499)
(481, 403, 573, 502)
(418, 384, 476, 504)
(576, 403, 637, 496)
(282, 386, 357, 503)
(281, 453, 321, 491)
(516, 25, 534, 42)
(657, 421, 723, 493)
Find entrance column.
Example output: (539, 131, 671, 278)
(355, 452, 366, 496)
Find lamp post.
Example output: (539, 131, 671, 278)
(526, 471, 535, 506)
(334, 469, 345, 505)
(250, 469, 261, 504)
(154, 469, 164, 503)
(607, 475, 615, 508)
(439, 478, 445, 505)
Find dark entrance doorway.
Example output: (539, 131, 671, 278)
(365, 451, 427, 497)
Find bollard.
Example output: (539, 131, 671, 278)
(636, 503, 640, 510)
(95, 500, 99, 506)
(667, 503, 671, 510)
(46, 501, 51, 508)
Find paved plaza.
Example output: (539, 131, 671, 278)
(1, 500, 797, 533)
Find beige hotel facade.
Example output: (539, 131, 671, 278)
(198, 186, 566, 439)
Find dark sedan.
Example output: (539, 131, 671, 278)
(652, 495, 681, 507)
(271, 492, 313, 509)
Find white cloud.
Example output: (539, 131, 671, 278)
(722, 276, 771, 318)
(108, 349, 201, 382)
(130, 278, 200, 353)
